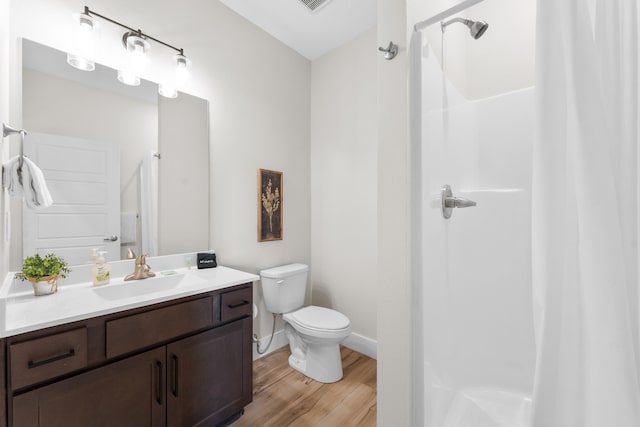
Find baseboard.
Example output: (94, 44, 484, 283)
(252, 329, 288, 360)
(253, 329, 377, 361)
(343, 332, 377, 360)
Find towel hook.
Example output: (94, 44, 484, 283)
(2, 123, 27, 171)
(378, 41, 398, 60)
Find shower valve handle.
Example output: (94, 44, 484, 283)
(441, 184, 477, 219)
(444, 197, 477, 208)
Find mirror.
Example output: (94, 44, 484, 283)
(11, 39, 209, 269)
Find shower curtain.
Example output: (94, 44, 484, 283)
(140, 150, 158, 256)
(532, 0, 640, 425)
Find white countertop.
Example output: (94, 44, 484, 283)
(0, 260, 259, 338)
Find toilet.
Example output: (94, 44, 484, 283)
(260, 263, 351, 383)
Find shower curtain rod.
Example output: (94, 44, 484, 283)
(414, 0, 484, 32)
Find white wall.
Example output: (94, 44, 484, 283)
(310, 28, 378, 347)
(6, 0, 311, 341)
(0, 0, 10, 275)
(158, 93, 209, 256)
(377, 0, 413, 425)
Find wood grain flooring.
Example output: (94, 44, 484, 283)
(230, 346, 377, 427)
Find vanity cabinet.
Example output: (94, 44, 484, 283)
(167, 320, 251, 426)
(12, 346, 166, 427)
(5, 283, 253, 427)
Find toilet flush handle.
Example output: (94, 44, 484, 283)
(276, 280, 284, 284)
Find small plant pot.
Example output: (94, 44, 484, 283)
(28, 275, 59, 296)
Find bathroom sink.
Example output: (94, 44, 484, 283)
(93, 274, 189, 300)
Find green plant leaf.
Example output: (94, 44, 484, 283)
(17, 253, 71, 282)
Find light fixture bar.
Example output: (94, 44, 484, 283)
(83, 6, 185, 56)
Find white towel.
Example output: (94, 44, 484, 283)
(2, 155, 53, 209)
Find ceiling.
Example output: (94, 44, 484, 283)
(218, 0, 377, 61)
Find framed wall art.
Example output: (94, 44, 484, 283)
(258, 169, 282, 242)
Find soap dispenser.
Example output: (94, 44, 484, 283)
(92, 251, 111, 286)
(89, 248, 98, 264)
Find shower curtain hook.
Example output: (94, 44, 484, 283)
(378, 41, 398, 60)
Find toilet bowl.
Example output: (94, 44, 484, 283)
(260, 264, 352, 383)
(283, 306, 351, 383)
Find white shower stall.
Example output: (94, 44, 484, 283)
(411, 0, 640, 426)
(411, 32, 535, 426)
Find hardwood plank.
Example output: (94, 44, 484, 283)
(314, 383, 377, 426)
(230, 346, 377, 427)
(252, 348, 292, 394)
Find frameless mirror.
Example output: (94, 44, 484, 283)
(11, 39, 209, 269)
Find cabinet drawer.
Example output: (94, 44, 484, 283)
(106, 296, 214, 358)
(10, 327, 88, 391)
(221, 287, 252, 322)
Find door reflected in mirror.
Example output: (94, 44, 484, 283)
(12, 39, 209, 269)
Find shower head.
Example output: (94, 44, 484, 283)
(468, 20, 489, 39)
(441, 17, 489, 40)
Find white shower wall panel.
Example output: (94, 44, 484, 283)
(422, 89, 533, 190)
(446, 188, 533, 390)
(419, 43, 535, 424)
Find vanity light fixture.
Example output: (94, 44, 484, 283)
(157, 52, 190, 97)
(174, 53, 191, 85)
(67, 10, 96, 71)
(68, 6, 191, 96)
(123, 31, 150, 70)
(117, 31, 150, 86)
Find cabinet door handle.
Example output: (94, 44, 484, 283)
(171, 355, 179, 397)
(227, 300, 250, 309)
(155, 360, 163, 405)
(28, 349, 75, 369)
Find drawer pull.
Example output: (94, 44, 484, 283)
(171, 355, 179, 397)
(155, 360, 163, 405)
(28, 349, 76, 369)
(227, 300, 250, 309)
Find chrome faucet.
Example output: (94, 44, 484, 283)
(125, 254, 156, 281)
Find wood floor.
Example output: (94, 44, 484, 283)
(230, 346, 377, 427)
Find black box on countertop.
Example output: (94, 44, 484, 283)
(197, 252, 217, 269)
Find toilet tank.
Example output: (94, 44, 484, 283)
(259, 263, 309, 314)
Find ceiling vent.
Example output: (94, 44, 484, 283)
(298, 0, 334, 13)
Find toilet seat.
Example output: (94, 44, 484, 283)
(283, 306, 351, 339)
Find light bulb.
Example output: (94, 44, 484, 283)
(174, 54, 191, 86)
(79, 18, 93, 33)
(124, 33, 150, 74)
(176, 63, 189, 85)
(67, 11, 96, 71)
(131, 43, 147, 72)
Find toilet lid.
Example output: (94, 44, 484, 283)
(289, 306, 350, 331)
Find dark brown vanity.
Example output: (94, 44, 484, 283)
(0, 283, 253, 426)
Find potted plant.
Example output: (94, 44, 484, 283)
(15, 253, 71, 296)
